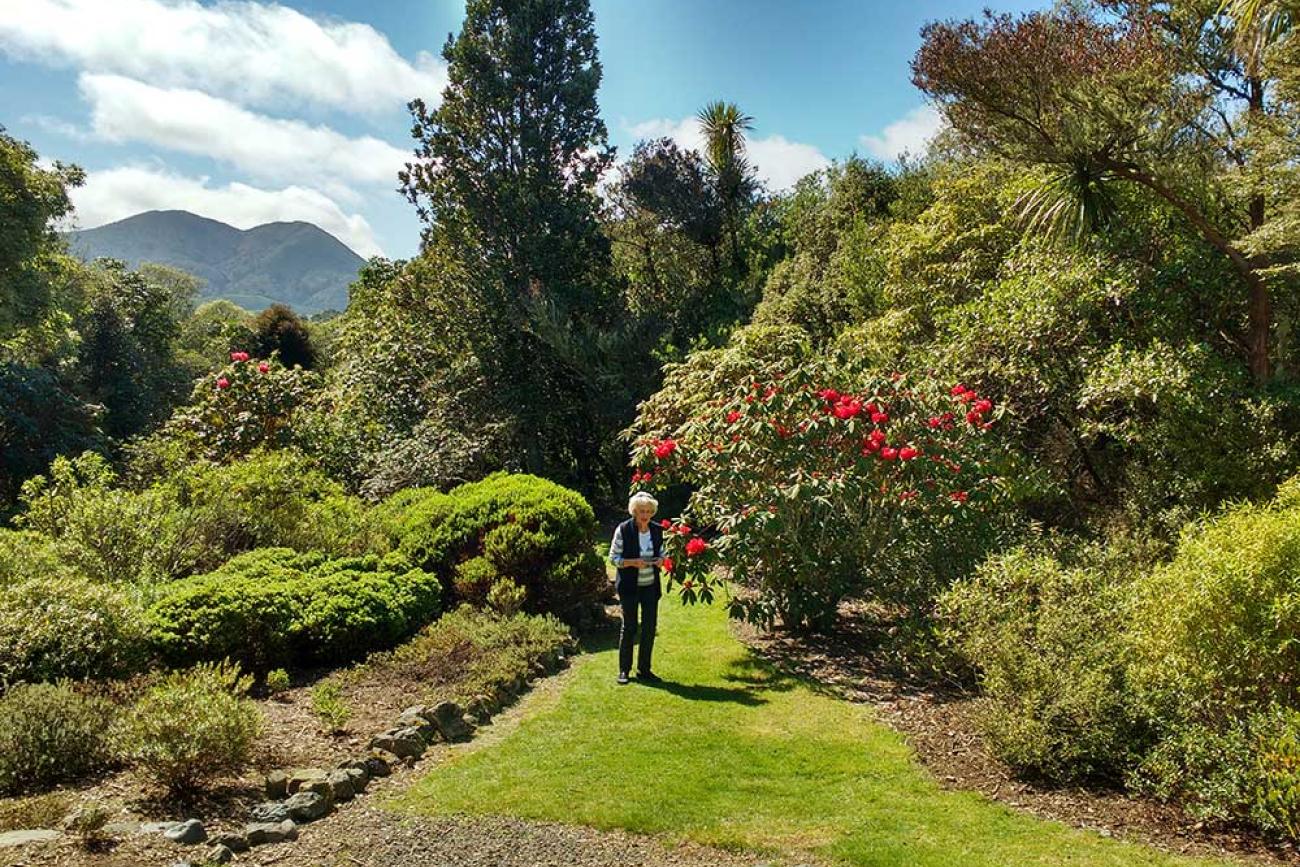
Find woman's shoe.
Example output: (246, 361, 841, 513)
(637, 670, 662, 683)
(617, 671, 630, 684)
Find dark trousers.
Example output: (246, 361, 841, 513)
(618, 583, 659, 675)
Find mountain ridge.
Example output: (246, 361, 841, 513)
(65, 210, 366, 315)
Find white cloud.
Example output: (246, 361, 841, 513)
(623, 117, 829, 191)
(69, 165, 384, 258)
(80, 74, 409, 193)
(859, 105, 944, 161)
(19, 113, 89, 141)
(0, 0, 446, 115)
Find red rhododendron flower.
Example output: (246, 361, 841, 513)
(726, 410, 742, 423)
(973, 399, 993, 414)
(654, 439, 678, 458)
(229, 350, 250, 362)
(899, 489, 919, 501)
(928, 416, 942, 429)
(869, 428, 887, 444)
(870, 411, 889, 424)
(833, 399, 862, 419)
(950, 490, 969, 503)
(818, 388, 840, 402)
(216, 377, 230, 389)
(861, 437, 881, 454)
(685, 537, 708, 557)
(257, 362, 269, 373)
(660, 519, 672, 529)
(880, 446, 898, 460)
(950, 384, 966, 396)
(899, 446, 919, 461)
(959, 391, 976, 404)
(966, 410, 982, 425)
(661, 557, 674, 572)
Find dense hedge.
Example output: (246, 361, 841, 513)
(392, 473, 604, 619)
(146, 548, 441, 671)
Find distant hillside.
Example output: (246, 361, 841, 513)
(65, 210, 366, 315)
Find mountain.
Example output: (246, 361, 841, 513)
(65, 210, 366, 315)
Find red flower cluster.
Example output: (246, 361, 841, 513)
(653, 438, 678, 459)
(216, 376, 230, 390)
(631, 469, 654, 483)
(229, 350, 250, 362)
(726, 410, 742, 424)
(950, 490, 969, 503)
(258, 362, 270, 374)
(685, 537, 708, 557)
(952, 384, 995, 428)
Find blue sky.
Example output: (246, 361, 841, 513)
(1, 0, 1042, 260)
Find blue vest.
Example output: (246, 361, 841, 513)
(615, 518, 663, 599)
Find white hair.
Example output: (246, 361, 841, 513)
(627, 491, 659, 516)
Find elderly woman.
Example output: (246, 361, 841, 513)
(607, 491, 666, 685)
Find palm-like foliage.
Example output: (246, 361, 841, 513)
(696, 101, 757, 269)
(1217, 0, 1295, 70)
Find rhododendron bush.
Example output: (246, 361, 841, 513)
(626, 326, 1008, 631)
(152, 352, 321, 464)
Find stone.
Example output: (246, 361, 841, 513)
(163, 819, 207, 845)
(244, 820, 297, 846)
(206, 843, 234, 864)
(212, 832, 250, 853)
(326, 769, 355, 801)
(265, 769, 289, 799)
(428, 700, 472, 742)
(335, 764, 369, 793)
(0, 830, 61, 848)
(285, 791, 331, 823)
(462, 713, 479, 732)
(363, 753, 392, 777)
(395, 709, 439, 741)
(286, 767, 329, 795)
(249, 802, 292, 824)
(369, 728, 425, 758)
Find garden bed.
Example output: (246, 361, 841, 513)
(0, 607, 576, 867)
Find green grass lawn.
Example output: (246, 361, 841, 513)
(396, 590, 1238, 867)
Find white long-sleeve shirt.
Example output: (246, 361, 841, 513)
(608, 525, 657, 586)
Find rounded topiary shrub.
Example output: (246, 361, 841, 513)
(146, 548, 442, 671)
(114, 661, 261, 794)
(393, 472, 604, 620)
(0, 574, 149, 685)
(0, 682, 115, 795)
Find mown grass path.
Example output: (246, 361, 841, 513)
(396, 592, 1237, 867)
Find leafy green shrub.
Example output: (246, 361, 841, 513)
(394, 472, 603, 620)
(164, 450, 380, 573)
(940, 546, 1147, 783)
(1127, 481, 1300, 826)
(487, 578, 527, 616)
(114, 661, 261, 794)
(310, 681, 351, 732)
(16, 450, 378, 584)
(453, 556, 498, 604)
(265, 668, 291, 696)
(0, 682, 115, 795)
(0, 574, 148, 684)
(1255, 708, 1300, 840)
(0, 529, 62, 586)
(356, 604, 572, 704)
(146, 548, 442, 671)
(17, 452, 207, 583)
